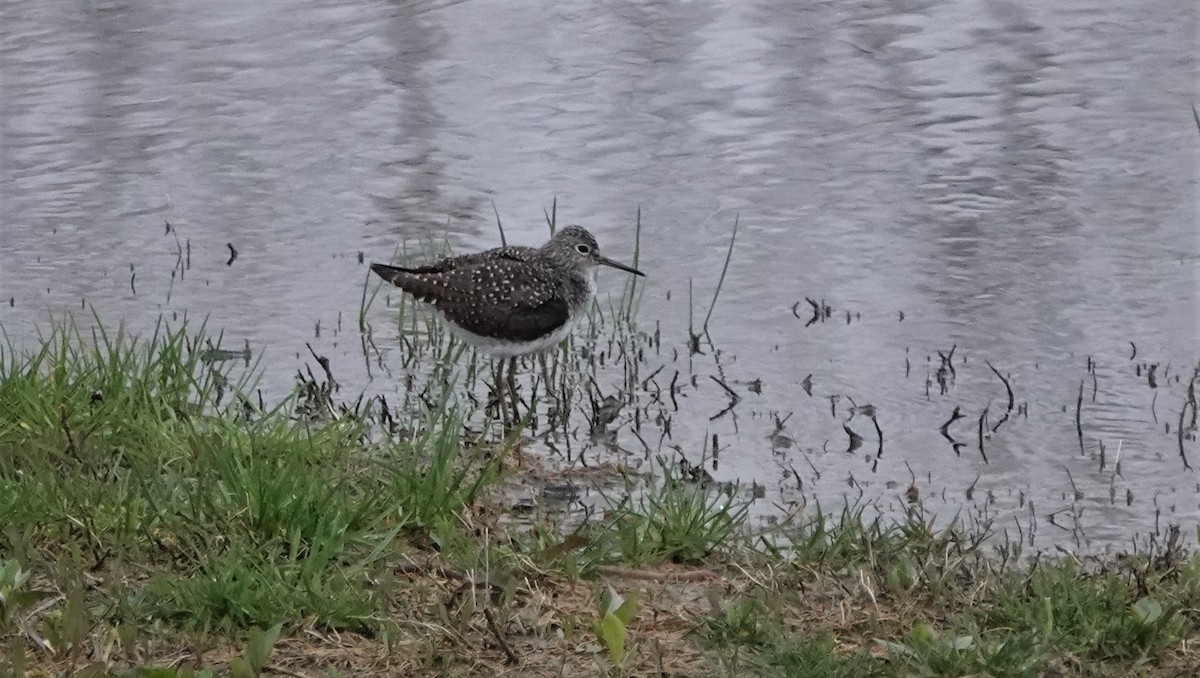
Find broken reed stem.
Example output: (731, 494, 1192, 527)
(543, 196, 557, 235)
(622, 207, 644, 322)
(491, 200, 507, 247)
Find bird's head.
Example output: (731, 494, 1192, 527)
(543, 225, 645, 276)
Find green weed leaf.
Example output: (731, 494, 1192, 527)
(596, 613, 627, 664)
(1132, 597, 1163, 625)
(228, 657, 256, 678)
(244, 622, 283, 672)
(614, 591, 639, 625)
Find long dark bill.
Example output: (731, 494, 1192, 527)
(597, 256, 645, 277)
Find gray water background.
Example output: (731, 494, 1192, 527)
(1, 0, 1198, 549)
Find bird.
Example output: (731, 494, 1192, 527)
(371, 225, 645, 418)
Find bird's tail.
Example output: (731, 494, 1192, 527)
(370, 263, 415, 284)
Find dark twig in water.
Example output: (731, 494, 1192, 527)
(378, 394, 396, 434)
(687, 279, 702, 354)
(936, 344, 957, 394)
(940, 406, 966, 456)
(843, 423, 863, 454)
(709, 399, 737, 422)
(669, 370, 679, 410)
(1193, 102, 1200, 136)
(1075, 381, 1085, 456)
(638, 364, 665, 391)
(977, 405, 989, 464)
(702, 215, 739, 336)
(786, 462, 803, 491)
(709, 374, 741, 402)
(1129, 341, 1137, 360)
(801, 297, 832, 327)
(801, 374, 813, 396)
(705, 353, 740, 424)
(940, 405, 964, 433)
(1185, 369, 1199, 433)
(306, 343, 337, 390)
(1062, 465, 1083, 501)
(985, 361, 1014, 433)
(965, 472, 980, 501)
(1178, 366, 1198, 470)
(1091, 368, 1098, 404)
(872, 415, 883, 458)
(225, 243, 238, 266)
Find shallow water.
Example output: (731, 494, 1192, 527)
(1, 0, 1197, 549)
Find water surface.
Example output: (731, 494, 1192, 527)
(2, 0, 1197, 549)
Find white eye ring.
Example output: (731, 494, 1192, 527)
(575, 244, 591, 254)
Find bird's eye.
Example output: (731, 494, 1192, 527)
(575, 244, 591, 254)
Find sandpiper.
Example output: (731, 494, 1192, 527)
(371, 225, 644, 415)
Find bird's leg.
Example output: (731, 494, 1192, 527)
(506, 356, 520, 424)
(492, 357, 507, 427)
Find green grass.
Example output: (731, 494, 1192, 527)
(985, 562, 1189, 662)
(685, 507, 1199, 677)
(587, 460, 751, 567)
(1, 296, 1198, 675)
(0, 317, 492, 643)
